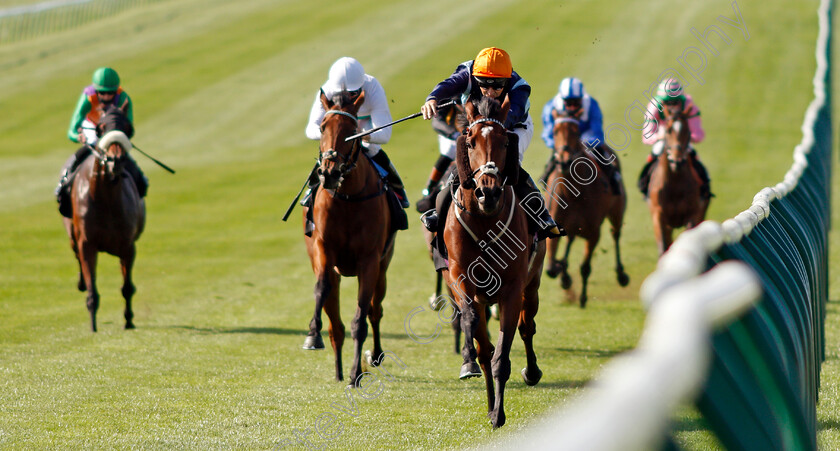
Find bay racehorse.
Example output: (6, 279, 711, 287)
(63, 103, 145, 331)
(302, 90, 396, 386)
(646, 106, 710, 254)
(444, 96, 545, 428)
(543, 110, 629, 307)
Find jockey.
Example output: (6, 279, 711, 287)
(539, 77, 622, 195)
(55, 67, 147, 218)
(638, 78, 711, 198)
(419, 47, 563, 241)
(415, 97, 461, 214)
(303, 57, 409, 221)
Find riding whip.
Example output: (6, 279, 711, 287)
(282, 162, 319, 222)
(344, 100, 456, 142)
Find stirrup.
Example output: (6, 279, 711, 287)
(420, 210, 438, 232)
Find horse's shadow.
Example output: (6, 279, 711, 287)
(157, 325, 410, 340)
(155, 325, 302, 335)
(554, 346, 633, 359)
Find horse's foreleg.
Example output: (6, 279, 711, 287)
(470, 302, 495, 414)
(78, 241, 99, 332)
(544, 236, 561, 278)
(608, 209, 630, 287)
(64, 218, 85, 292)
(321, 274, 344, 382)
(119, 244, 137, 329)
(458, 296, 482, 379)
(305, 259, 336, 351)
(365, 267, 386, 367)
(560, 236, 574, 290)
(348, 263, 378, 387)
(489, 292, 522, 429)
(652, 211, 670, 256)
(519, 284, 542, 386)
(579, 236, 598, 308)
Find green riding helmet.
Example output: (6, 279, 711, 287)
(654, 78, 685, 104)
(92, 67, 120, 92)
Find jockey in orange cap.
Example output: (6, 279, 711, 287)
(419, 47, 563, 241)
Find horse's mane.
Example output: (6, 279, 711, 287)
(98, 104, 134, 138)
(329, 92, 357, 110)
(474, 96, 502, 119)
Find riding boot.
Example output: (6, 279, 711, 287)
(416, 155, 452, 213)
(301, 171, 320, 237)
(124, 156, 148, 197)
(421, 175, 455, 233)
(513, 167, 564, 240)
(689, 151, 713, 199)
(538, 154, 557, 184)
(371, 149, 409, 208)
(55, 145, 92, 218)
(637, 154, 656, 198)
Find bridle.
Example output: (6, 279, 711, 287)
(553, 116, 581, 168)
(319, 109, 363, 180)
(463, 117, 507, 186)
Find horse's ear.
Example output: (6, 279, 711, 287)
(499, 95, 511, 123)
(351, 90, 365, 113)
(320, 89, 332, 110)
(464, 98, 477, 122)
(455, 134, 475, 190)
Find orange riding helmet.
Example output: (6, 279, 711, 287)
(472, 47, 512, 79)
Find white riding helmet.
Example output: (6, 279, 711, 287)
(558, 77, 584, 99)
(323, 57, 365, 93)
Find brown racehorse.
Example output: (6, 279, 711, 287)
(63, 104, 145, 332)
(443, 96, 545, 428)
(646, 107, 709, 254)
(302, 90, 396, 386)
(543, 111, 629, 307)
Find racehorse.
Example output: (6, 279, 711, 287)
(443, 95, 545, 428)
(63, 103, 145, 332)
(543, 110, 629, 307)
(646, 106, 710, 254)
(302, 90, 396, 386)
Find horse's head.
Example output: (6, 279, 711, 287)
(458, 96, 511, 214)
(95, 130, 132, 184)
(551, 109, 583, 170)
(662, 107, 691, 172)
(317, 90, 365, 190)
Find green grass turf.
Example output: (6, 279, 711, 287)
(0, 0, 834, 449)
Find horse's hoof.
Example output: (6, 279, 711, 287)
(429, 294, 444, 311)
(561, 274, 573, 289)
(617, 272, 630, 287)
(77, 275, 86, 292)
(460, 362, 482, 379)
(580, 297, 587, 309)
(521, 367, 542, 386)
(125, 322, 135, 330)
(488, 409, 506, 428)
(365, 350, 383, 367)
(302, 334, 325, 350)
(545, 267, 559, 279)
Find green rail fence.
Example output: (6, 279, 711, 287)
(0, 0, 167, 45)
(501, 0, 832, 449)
